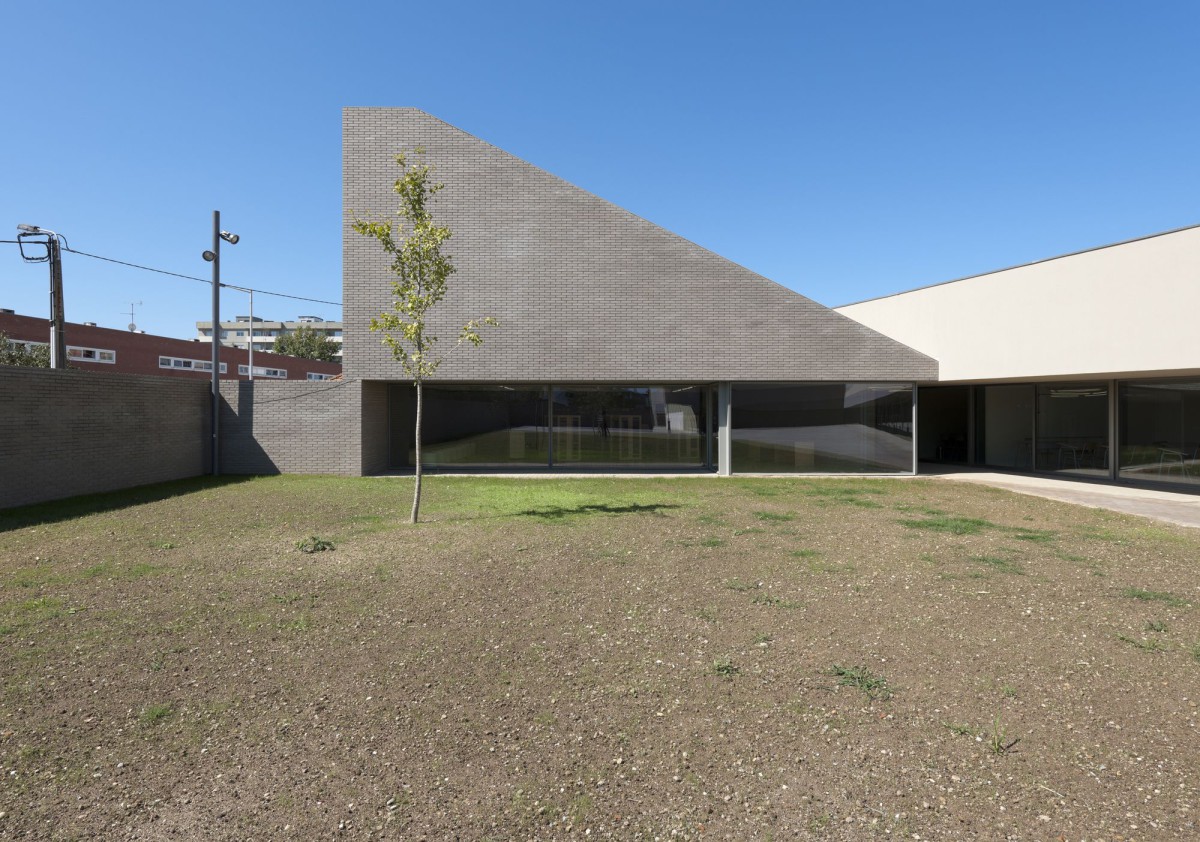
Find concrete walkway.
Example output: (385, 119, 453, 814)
(924, 466, 1200, 529)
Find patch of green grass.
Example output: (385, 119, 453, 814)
(696, 606, 718, 622)
(1145, 620, 1168, 633)
(790, 549, 820, 559)
(1001, 684, 1017, 699)
(1008, 527, 1055, 543)
(944, 722, 974, 737)
(754, 511, 794, 522)
(899, 515, 995, 535)
(1121, 588, 1188, 607)
(1190, 642, 1200, 663)
(753, 633, 773, 645)
(969, 555, 1025, 575)
(732, 527, 765, 536)
(140, 703, 173, 725)
(828, 664, 892, 700)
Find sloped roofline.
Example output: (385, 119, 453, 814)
(836, 221, 1200, 309)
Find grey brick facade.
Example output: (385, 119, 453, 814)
(0, 367, 209, 509)
(343, 108, 937, 384)
(218, 379, 363, 476)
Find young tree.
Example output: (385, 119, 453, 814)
(274, 324, 340, 361)
(0, 332, 51, 367)
(354, 149, 496, 523)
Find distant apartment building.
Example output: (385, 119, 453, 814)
(2, 310, 341, 381)
(196, 315, 343, 362)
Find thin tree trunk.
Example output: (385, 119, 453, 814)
(412, 378, 423, 524)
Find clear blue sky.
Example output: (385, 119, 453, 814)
(4, 1, 1199, 340)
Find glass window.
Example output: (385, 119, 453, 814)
(550, 386, 708, 467)
(731, 384, 913, 473)
(1035, 383, 1108, 476)
(1119, 380, 1200, 487)
(389, 385, 550, 468)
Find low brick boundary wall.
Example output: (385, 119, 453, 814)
(0, 367, 209, 509)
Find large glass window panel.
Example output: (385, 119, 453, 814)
(974, 385, 1034, 469)
(1119, 381, 1200, 487)
(388, 385, 549, 468)
(1035, 382, 1109, 476)
(730, 384, 913, 473)
(550, 386, 708, 468)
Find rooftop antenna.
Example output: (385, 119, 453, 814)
(123, 301, 143, 332)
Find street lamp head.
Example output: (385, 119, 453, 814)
(17, 223, 41, 233)
(202, 250, 216, 262)
(220, 231, 240, 245)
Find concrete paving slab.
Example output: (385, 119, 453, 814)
(925, 467, 1200, 529)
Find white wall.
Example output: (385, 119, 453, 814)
(836, 226, 1200, 383)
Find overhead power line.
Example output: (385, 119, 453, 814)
(3, 240, 341, 308)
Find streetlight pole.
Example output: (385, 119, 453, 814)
(202, 212, 239, 476)
(15, 224, 67, 368)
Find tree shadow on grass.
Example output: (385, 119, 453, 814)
(480, 502, 683, 522)
(0, 476, 255, 532)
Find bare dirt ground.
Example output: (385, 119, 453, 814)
(1, 475, 1198, 840)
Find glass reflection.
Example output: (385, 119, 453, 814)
(1119, 381, 1200, 487)
(551, 386, 707, 467)
(389, 385, 549, 467)
(731, 384, 913, 473)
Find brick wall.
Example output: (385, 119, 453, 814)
(343, 108, 939, 384)
(0, 367, 209, 509)
(218, 379, 362, 476)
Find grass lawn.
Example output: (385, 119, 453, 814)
(2, 475, 1199, 839)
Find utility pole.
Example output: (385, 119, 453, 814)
(16, 224, 67, 368)
(202, 212, 239, 476)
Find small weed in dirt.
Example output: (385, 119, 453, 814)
(790, 549, 819, 559)
(1121, 587, 1188, 607)
(732, 527, 765, 536)
(724, 578, 760, 592)
(752, 593, 799, 608)
(1001, 684, 1017, 699)
(713, 658, 739, 677)
(944, 722, 974, 737)
(296, 536, 335, 554)
(141, 704, 172, 725)
(828, 664, 892, 700)
(1145, 620, 1168, 633)
(753, 633, 773, 646)
(1191, 642, 1200, 663)
(700, 537, 725, 548)
(988, 717, 1017, 755)
(754, 511, 794, 522)
(157, 542, 176, 550)
(1117, 633, 1166, 652)
(899, 515, 995, 535)
(696, 606, 718, 622)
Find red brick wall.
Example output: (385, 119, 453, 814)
(0, 313, 341, 381)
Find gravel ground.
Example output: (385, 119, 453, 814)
(1, 475, 1198, 840)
